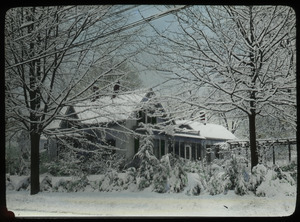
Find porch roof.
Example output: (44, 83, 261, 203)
(175, 120, 237, 141)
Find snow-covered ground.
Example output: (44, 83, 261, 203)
(7, 190, 296, 217)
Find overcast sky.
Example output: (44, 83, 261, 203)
(124, 5, 182, 90)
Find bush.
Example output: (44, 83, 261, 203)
(248, 164, 267, 192)
(207, 170, 232, 195)
(254, 165, 296, 197)
(40, 175, 52, 192)
(153, 155, 170, 193)
(164, 154, 188, 193)
(16, 176, 30, 191)
(206, 155, 249, 195)
(52, 176, 89, 192)
(280, 161, 297, 182)
(99, 169, 119, 191)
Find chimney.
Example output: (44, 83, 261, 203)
(200, 111, 206, 125)
(112, 80, 120, 99)
(91, 86, 99, 101)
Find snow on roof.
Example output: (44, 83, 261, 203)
(175, 120, 236, 141)
(174, 133, 206, 140)
(43, 106, 69, 132)
(69, 89, 149, 125)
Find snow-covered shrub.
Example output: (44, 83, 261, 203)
(6, 175, 15, 191)
(255, 165, 296, 197)
(185, 173, 203, 196)
(280, 161, 297, 182)
(224, 155, 249, 195)
(99, 169, 119, 191)
(109, 153, 127, 172)
(183, 159, 202, 173)
(248, 164, 267, 192)
(153, 155, 171, 193)
(234, 172, 249, 196)
(69, 175, 89, 192)
(207, 170, 232, 195)
(45, 149, 83, 177)
(206, 154, 249, 195)
(40, 175, 52, 192)
(127, 132, 160, 191)
(153, 164, 169, 193)
(15, 176, 30, 191)
(122, 167, 137, 191)
(87, 175, 105, 191)
(166, 154, 188, 193)
(53, 178, 69, 192)
(52, 176, 89, 192)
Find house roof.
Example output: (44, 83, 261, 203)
(175, 120, 237, 141)
(44, 89, 152, 132)
(72, 90, 150, 124)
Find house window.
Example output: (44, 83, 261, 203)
(206, 145, 212, 162)
(160, 139, 165, 158)
(180, 142, 185, 158)
(185, 144, 191, 160)
(106, 139, 116, 147)
(215, 145, 220, 159)
(175, 141, 179, 156)
(134, 138, 140, 154)
(147, 115, 152, 124)
(191, 143, 196, 160)
(151, 116, 157, 124)
(137, 110, 156, 125)
(154, 139, 159, 158)
(138, 111, 146, 124)
(196, 144, 201, 160)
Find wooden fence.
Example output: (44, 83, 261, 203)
(212, 138, 297, 165)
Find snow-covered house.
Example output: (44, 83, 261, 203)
(43, 88, 236, 162)
(173, 120, 236, 161)
(43, 88, 168, 160)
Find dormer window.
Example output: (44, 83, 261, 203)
(137, 110, 157, 124)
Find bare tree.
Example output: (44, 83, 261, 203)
(144, 6, 296, 169)
(5, 5, 144, 194)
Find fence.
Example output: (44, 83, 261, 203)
(212, 138, 297, 166)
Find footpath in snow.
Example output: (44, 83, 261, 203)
(7, 190, 296, 217)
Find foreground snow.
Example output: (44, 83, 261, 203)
(7, 190, 296, 217)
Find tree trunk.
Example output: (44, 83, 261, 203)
(249, 113, 258, 169)
(30, 132, 40, 195)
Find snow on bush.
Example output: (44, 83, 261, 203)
(97, 167, 138, 192)
(153, 155, 169, 193)
(152, 153, 188, 193)
(254, 165, 296, 197)
(40, 175, 52, 192)
(125, 130, 160, 191)
(205, 155, 249, 196)
(280, 161, 297, 182)
(52, 176, 89, 192)
(207, 168, 232, 195)
(99, 169, 119, 192)
(248, 164, 267, 192)
(162, 153, 188, 193)
(15, 176, 30, 191)
(6, 142, 296, 197)
(185, 173, 202, 196)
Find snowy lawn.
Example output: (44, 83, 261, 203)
(7, 190, 296, 217)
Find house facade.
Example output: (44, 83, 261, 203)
(43, 88, 236, 162)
